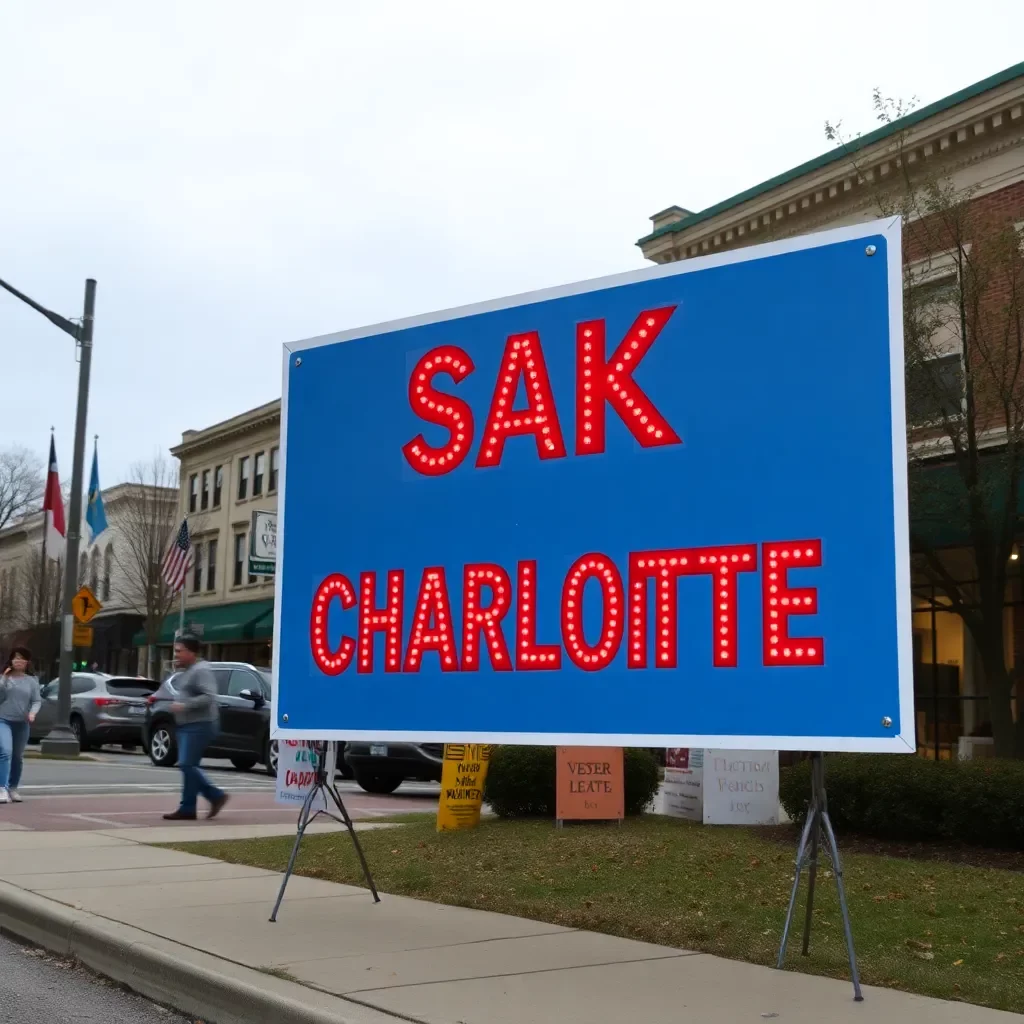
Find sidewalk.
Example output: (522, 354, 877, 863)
(0, 824, 1018, 1024)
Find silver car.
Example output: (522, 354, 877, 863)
(31, 673, 159, 751)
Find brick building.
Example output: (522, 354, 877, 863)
(638, 62, 1024, 758)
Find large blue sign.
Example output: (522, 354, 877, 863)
(273, 219, 913, 752)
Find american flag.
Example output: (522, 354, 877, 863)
(161, 518, 193, 593)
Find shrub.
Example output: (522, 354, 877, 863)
(778, 754, 1024, 848)
(485, 746, 661, 819)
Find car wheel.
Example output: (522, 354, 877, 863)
(148, 723, 177, 767)
(353, 770, 403, 795)
(264, 738, 278, 777)
(231, 757, 257, 772)
(70, 715, 91, 752)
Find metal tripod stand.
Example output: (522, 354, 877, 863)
(776, 752, 862, 1001)
(270, 742, 380, 922)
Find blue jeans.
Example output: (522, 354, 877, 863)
(0, 719, 30, 790)
(177, 721, 225, 813)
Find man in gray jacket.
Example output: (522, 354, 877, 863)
(163, 634, 229, 821)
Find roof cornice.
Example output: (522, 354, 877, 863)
(638, 61, 1024, 258)
(171, 399, 281, 458)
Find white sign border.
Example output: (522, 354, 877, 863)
(272, 216, 914, 755)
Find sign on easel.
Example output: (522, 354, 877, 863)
(273, 219, 911, 756)
(555, 747, 624, 822)
(275, 741, 336, 812)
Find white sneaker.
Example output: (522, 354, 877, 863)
(9, 789, 22, 803)
(0, 789, 9, 804)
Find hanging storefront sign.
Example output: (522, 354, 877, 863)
(250, 509, 277, 576)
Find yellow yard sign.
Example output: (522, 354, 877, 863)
(436, 743, 491, 831)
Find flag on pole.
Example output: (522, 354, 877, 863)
(42, 435, 66, 560)
(86, 439, 108, 542)
(161, 519, 193, 593)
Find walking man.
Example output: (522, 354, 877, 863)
(163, 634, 229, 821)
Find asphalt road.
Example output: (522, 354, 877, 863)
(3, 750, 439, 831)
(0, 933, 191, 1023)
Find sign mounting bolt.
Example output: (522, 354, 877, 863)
(865, 244, 877, 256)
(294, 357, 302, 367)
(881, 716, 892, 728)
(282, 713, 289, 724)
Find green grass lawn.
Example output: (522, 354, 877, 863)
(171, 816, 1024, 1012)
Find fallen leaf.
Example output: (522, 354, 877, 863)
(913, 951, 935, 961)
(905, 939, 933, 951)
(953, 959, 964, 967)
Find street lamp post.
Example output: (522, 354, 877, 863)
(0, 276, 95, 756)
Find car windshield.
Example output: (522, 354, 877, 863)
(256, 669, 272, 695)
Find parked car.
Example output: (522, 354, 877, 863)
(30, 673, 159, 750)
(144, 662, 279, 775)
(344, 741, 444, 794)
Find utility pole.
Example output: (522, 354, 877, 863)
(0, 275, 96, 756)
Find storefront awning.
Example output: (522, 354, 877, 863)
(910, 453, 1024, 551)
(134, 598, 274, 647)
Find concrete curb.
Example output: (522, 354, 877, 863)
(0, 881, 399, 1024)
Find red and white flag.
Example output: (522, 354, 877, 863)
(42, 435, 66, 560)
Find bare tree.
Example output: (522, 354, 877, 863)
(113, 456, 181, 678)
(9, 554, 66, 680)
(0, 446, 44, 531)
(828, 93, 1024, 758)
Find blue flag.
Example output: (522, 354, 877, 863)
(86, 442, 108, 542)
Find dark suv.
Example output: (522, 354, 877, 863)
(144, 662, 278, 775)
(344, 741, 444, 794)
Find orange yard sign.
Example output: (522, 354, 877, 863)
(555, 747, 624, 822)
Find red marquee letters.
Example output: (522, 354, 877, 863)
(403, 308, 681, 476)
(311, 541, 824, 676)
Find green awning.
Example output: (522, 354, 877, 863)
(134, 598, 274, 647)
(909, 452, 1024, 551)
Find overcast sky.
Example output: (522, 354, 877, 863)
(1, 1, 1022, 487)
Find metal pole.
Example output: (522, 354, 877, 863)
(41, 279, 95, 756)
(179, 586, 186, 637)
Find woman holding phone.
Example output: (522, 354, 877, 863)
(0, 646, 41, 804)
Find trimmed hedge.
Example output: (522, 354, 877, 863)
(779, 754, 1024, 848)
(485, 746, 661, 819)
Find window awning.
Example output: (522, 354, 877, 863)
(134, 598, 274, 647)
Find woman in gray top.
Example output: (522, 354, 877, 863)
(0, 646, 42, 804)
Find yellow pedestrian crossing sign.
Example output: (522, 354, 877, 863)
(73, 585, 102, 624)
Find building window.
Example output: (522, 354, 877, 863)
(238, 457, 250, 501)
(248, 532, 258, 584)
(906, 272, 965, 427)
(207, 538, 218, 591)
(89, 548, 99, 594)
(233, 533, 245, 587)
(189, 474, 198, 513)
(192, 542, 203, 594)
(201, 470, 210, 511)
(79, 552, 88, 586)
(269, 447, 279, 492)
(102, 546, 113, 601)
(253, 452, 265, 497)
(213, 465, 223, 507)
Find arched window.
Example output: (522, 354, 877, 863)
(102, 545, 113, 601)
(79, 552, 88, 586)
(89, 548, 100, 594)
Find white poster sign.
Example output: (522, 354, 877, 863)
(662, 747, 703, 821)
(702, 749, 779, 826)
(275, 740, 336, 812)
